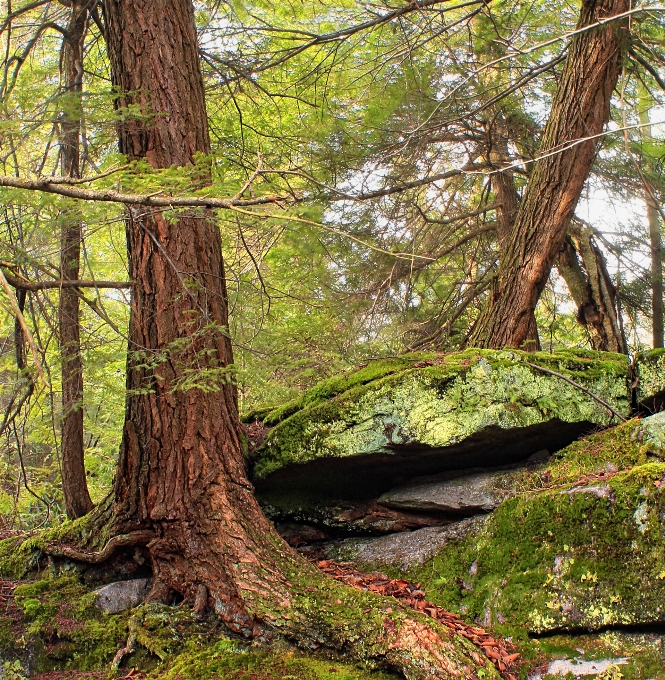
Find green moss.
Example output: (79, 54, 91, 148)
(529, 418, 659, 488)
(405, 461, 665, 635)
(259, 355, 437, 427)
(1, 570, 495, 679)
(0, 498, 113, 579)
(152, 639, 402, 680)
(8, 574, 127, 673)
(0, 617, 14, 654)
(252, 349, 632, 480)
(635, 349, 665, 404)
(517, 631, 665, 680)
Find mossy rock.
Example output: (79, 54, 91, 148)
(634, 349, 665, 408)
(368, 420, 665, 635)
(251, 349, 632, 515)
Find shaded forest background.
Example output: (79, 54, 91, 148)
(0, 0, 664, 527)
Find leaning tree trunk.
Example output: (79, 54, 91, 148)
(100, 1, 481, 676)
(469, 0, 629, 349)
(487, 126, 540, 349)
(556, 223, 627, 353)
(59, 0, 93, 519)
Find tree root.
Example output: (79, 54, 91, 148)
(315, 559, 520, 680)
(44, 530, 155, 564)
(111, 631, 137, 670)
(256, 558, 506, 680)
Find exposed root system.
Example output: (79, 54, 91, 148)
(44, 530, 155, 564)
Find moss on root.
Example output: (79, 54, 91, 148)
(0, 568, 500, 680)
(4, 575, 127, 674)
(251, 349, 631, 480)
(0, 497, 114, 580)
(152, 640, 402, 680)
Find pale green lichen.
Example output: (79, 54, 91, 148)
(633, 410, 665, 450)
(634, 349, 665, 404)
(253, 349, 632, 479)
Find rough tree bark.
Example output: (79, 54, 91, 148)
(99, 1, 484, 676)
(469, 0, 629, 349)
(556, 223, 627, 353)
(486, 123, 540, 349)
(59, 0, 94, 519)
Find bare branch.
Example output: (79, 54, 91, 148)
(0, 174, 285, 208)
(0, 268, 49, 389)
(2, 270, 132, 291)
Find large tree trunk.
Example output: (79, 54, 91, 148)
(469, 0, 629, 349)
(104, 0, 274, 629)
(59, 0, 93, 520)
(556, 224, 627, 353)
(100, 1, 480, 676)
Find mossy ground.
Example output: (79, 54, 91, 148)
(1, 575, 127, 674)
(251, 349, 632, 480)
(0, 572, 402, 680)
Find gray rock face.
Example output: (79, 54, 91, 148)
(528, 657, 628, 679)
(94, 578, 152, 614)
(325, 516, 487, 570)
(633, 410, 665, 450)
(378, 469, 516, 515)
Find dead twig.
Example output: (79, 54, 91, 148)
(0, 267, 49, 389)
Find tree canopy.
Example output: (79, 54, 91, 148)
(0, 0, 663, 526)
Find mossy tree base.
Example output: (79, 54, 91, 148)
(1, 515, 500, 680)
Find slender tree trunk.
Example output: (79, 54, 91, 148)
(469, 0, 629, 349)
(556, 224, 627, 352)
(638, 97, 664, 348)
(100, 2, 476, 675)
(14, 289, 26, 370)
(59, 0, 93, 519)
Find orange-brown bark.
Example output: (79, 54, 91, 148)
(99, 2, 490, 677)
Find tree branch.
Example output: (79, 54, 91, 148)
(523, 361, 627, 423)
(2, 270, 132, 291)
(0, 175, 285, 208)
(0, 268, 49, 389)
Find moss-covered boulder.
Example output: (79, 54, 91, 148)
(251, 349, 632, 526)
(635, 349, 665, 409)
(336, 419, 665, 635)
